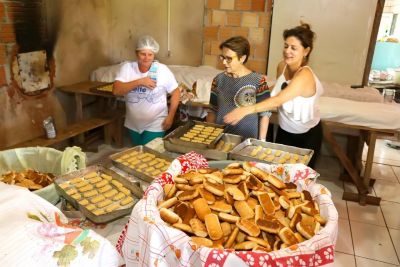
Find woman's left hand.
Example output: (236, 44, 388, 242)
(162, 116, 174, 130)
(224, 106, 252, 125)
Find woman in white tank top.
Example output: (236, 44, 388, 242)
(224, 23, 323, 167)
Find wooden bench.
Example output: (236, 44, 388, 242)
(5, 117, 121, 150)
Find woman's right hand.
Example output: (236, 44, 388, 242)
(223, 106, 253, 125)
(141, 77, 156, 89)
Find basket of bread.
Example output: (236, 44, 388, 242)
(117, 152, 338, 267)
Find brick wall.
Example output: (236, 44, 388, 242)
(0, 0, 65, 149)
(202, 0, 273, 74)
(0, 0, 45, 87)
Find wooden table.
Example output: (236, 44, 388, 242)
(58, 81, 124, 147)
(322, 120, 399, 205)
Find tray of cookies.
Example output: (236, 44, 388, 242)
(110, 146, 173, 183)
(54, 165, 140, 224)
(164, 132, 243, 160)
(229, 138, 314, 165)
(165, 121, 225, 149)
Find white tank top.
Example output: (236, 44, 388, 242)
(271, 65, 324, 134)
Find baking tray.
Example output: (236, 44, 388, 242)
(110, 146, 174, 183)
(164, 132, 242, 160)
(54, 165, 139, 224)
(229, 138, 314, 165)
(89, 82, 114, 95)
(165, 120, 225, 149)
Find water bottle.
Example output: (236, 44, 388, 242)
(148, 61, 158, 83)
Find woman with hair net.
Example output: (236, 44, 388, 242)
(113, 35, 180, 145)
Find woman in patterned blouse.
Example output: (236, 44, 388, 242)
(206, 36, 271, 139)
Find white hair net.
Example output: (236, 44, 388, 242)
(136, 35, 160, 54)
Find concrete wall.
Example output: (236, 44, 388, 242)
(267, 0, 377, 85)
(48, 0, 205, 86)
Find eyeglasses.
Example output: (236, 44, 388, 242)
(219, 54, 237, 63)
(281, 82, 288, 90)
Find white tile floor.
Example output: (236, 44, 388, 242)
(317, 139, 400, 266)
(85, 139, 400, 266)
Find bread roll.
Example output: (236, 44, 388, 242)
(203, 180, 224, 196)
(218, 212, 240, 223)
(226, 187, 245, 201)
(257, 193, 275, 215)
(234, 241, 257, 250)
(278, 227, 298, 246)
(246, 197, 258, 210)
(256, 218, 281, 234)
(223, 175, 242, 184)
(204, 173, 223, 184)
(210, 200, 233, 213)
(174, 201, 189, 220)
(236, 219, 260, 237)
(172, 223, 193, 234)
(160, 208, 180, 224)
(191, 237, 213, 247)
(182, 206, 196, 225)
(254, 205, 265, 222)
(246, 236, 271, 250)
(198, 187, 215, 204)
(193, 198, 211, 221)
(176, 183, 196, 191)
(234, 201, 254, 219)
(279, 195, 290, 209)
(237, 181, 249, 200)
(246, 175, 264, 190)
(189, 218, 208, 237)
(177, 189, 199, 201)
(220, 222, 232, 237)
(157, 197, 177, 209)
(164, 184, 176, 199)
(289, 212, 302, 230)
(204, 214, 223, 240)
(174, 177, 189, 184)
(222, 168, 243, 175)
(224, 227, 239, 248)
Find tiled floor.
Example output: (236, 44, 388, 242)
(317, 139, 400, 266)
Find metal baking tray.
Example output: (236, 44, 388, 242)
(164, 132, 242, 160)
(89, 82, 114, 95)
(110, 146, 174, 183)
(229, 138, 314, 165)
(54, 165, 139, 224)
(165, 120, 225, 149)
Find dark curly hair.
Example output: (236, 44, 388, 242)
(219, 36, 250, 63)
(283, 23, 316, 63)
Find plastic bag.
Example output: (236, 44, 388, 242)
(0, 146, 86, 204)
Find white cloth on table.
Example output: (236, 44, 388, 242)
(0, 183, 122, 267)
